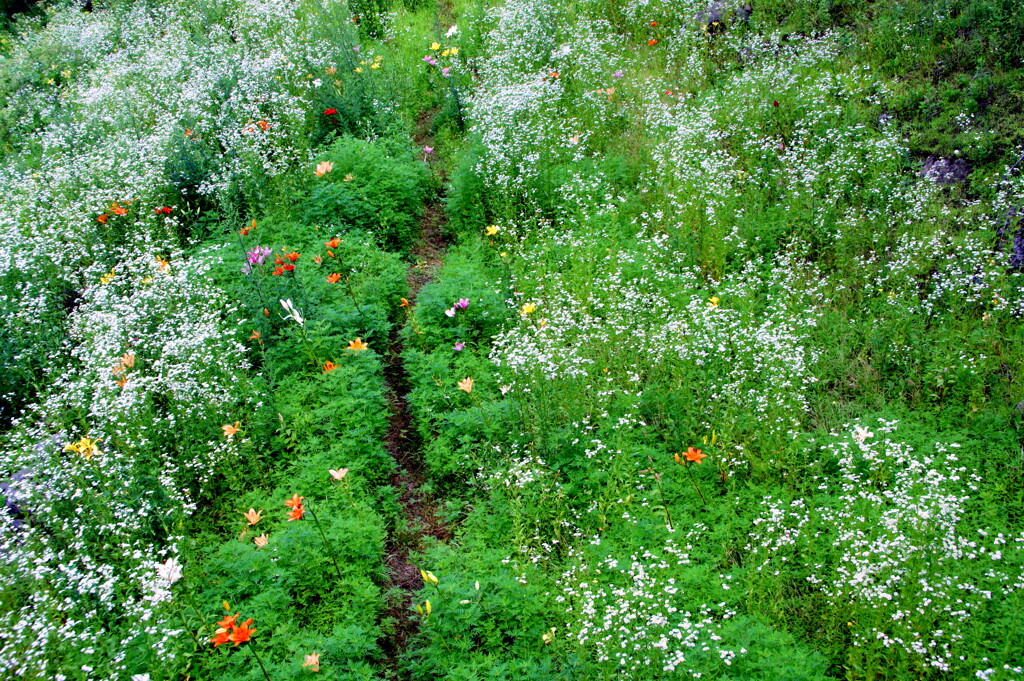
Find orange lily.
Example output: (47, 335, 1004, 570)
(216, 613, 240, 630)
(326, 273, 341, 283)
(210, 628, 233, 646)
(347, 338, 368, 351)
(684, 447, 707, 464)
(323, 361, 339, 373)
(228, 618, 256, 645)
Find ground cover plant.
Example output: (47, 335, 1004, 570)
(0, 0, 1023, 679)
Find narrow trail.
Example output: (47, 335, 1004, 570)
(378, 108, 451, 678)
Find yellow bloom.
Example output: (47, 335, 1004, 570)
(457, 377, 474, 393)
(441, 49, 451, 57)
(370, 62, 381, 69)
(485, 225, 499, 236)
(520, 302, 537, 315)
(354, 67, 362, 73)
(707, 296, 719, 308)
(420, 569, 439, 586)
(450, 47, 459, 55)
(63, 436, 101, 460)
(99, 268, 116, 285)
(430, 42, 441, 50)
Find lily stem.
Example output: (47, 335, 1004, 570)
(248, 642, 273, 681)
(307, 503, 345, 583)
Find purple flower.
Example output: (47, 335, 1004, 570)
(247, 246, 272, 266)
(456, 298, 469, 309)
(441, 67, 451, 77)
(454, 342, 465, 351)
(424, 146, 434, 154)
(423, 55, 438, 66)
(353, 46, 361, 53)
(612, 70, 623, 78)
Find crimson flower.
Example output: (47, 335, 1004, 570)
(324, 108, 337, 115)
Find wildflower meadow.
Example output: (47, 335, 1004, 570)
(0, 0, 1022, 679)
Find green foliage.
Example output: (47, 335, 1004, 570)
(304, 136, 429, 254)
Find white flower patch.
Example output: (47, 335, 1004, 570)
(747, 421, 1024, 675)
(557, 533, 744, 675)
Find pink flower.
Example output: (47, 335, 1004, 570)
(444, 307, 456, 318)
(454, 342, 465, 351)
(612, 70, 623, 78)
(456, 298, 469, 309)
(424, 146, 434, 154)
(441, 67, 451, 77)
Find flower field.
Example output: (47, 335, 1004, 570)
(0, 0, 1022, 679)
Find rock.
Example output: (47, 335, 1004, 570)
(921, 156, 970, 185)
(698, 1, 728, 26)
(0, 468, 33, 531)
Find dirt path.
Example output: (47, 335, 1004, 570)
(378, 108, 451, 678)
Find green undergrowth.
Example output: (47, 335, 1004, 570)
(392, 0, 1024, 679)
